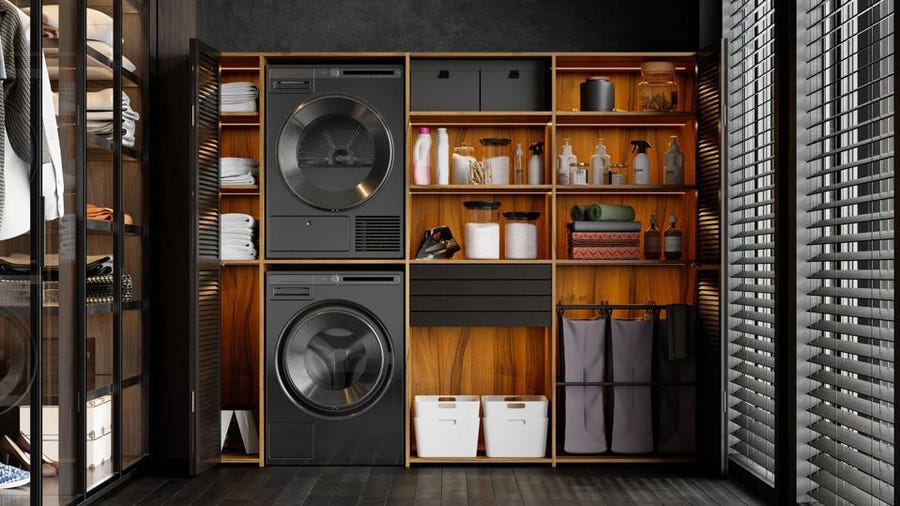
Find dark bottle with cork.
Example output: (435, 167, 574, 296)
(664, 212, 683, 260)
(644, 214, 662, 260)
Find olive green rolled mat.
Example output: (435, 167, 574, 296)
(570, 204, 636, 222)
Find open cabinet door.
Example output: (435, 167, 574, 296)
(190, 39, 221, 475)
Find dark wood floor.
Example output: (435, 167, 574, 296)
(101, 465, 767, 505)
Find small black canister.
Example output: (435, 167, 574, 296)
(580, 76, 615, 111)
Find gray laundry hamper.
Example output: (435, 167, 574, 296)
(561, 317, 607, 453)
(610, 318, 654, 454)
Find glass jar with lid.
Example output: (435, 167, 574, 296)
(479, 138, 511, 185)
(463, 200, 501, 259)
(503, 211, 541, 259)
(639, 61, 678, 112)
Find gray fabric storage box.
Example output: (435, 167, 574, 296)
(610, 319, 654, 454)
(657, 306, 697, 453)
(562, 317, 607, 453)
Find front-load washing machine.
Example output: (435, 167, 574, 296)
(266, 64, 405, 258)
(266, 271, 404, 465)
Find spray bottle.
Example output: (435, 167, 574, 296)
(630, 140, 651, 185)
(590, 139, 611, 185)
(557, 139, 576, 185)
(528, 142, 544, 185)
(663, 136, 684, 185)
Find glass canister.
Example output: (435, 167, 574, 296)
(569, 162, 589, 186)
(639, 61, 678, 112)
(479, 138, 512, 185)
(503, 211, 541, 259)
(463, 200, 501, 259)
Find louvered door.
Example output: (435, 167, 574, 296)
(190, 39, 221, 475)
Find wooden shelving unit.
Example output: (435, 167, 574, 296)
(212, 51, 711, 468)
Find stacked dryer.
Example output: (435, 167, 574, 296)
(264, 63, 405, 465)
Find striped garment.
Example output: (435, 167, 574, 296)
(0, 1, 51, 228)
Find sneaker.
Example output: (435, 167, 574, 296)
(0, 462, 29, 489)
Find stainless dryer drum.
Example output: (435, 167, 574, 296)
(277, 95, 393, 210)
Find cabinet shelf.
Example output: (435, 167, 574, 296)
(409, 456, 552, 464)
(410, 184, 552, 194)
(221, 112, 260, 126)
(221, 259, 260, 266)
(554, 111, 693, 126)
(409, 110, 552, 125)
(87, 134, 142, 162)
(555, 184, 696, 195)
(409, 259, 552, 264)
(221, 451, 260, 464)
(555, 259, 693, 266)
(45, 40, 142, 87)
(0, 300, 142, 317)
(220, 185, 260, 195)
(554, 455, 695, 464)
(86, 220, 142, 236)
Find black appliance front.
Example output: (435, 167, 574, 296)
(266, 272, 405, 465)
(266, 64, 405, 258)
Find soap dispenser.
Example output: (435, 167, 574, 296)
(514, 144, 525, 184)
(663, 136, 684, 185)
(590, 138, 611, 185)
(630, 140, 651, 185)
(527, 142, 544, 185)
(557, 139, 576, 185)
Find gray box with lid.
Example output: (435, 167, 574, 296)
(410, 59, 549, 111)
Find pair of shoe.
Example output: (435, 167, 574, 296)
(0, 462, 29, 489)
(0, 434, 57, 477)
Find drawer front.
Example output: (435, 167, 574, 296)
(479, 60, 549, 111)
(411, 60, 479, 111)
(410, 264, 552, 327)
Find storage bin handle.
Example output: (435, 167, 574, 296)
(437, 396, 456, 402)
(506, 403, 527, 409)
(438, 70, 450, 79)
(437, 403, 457, 409)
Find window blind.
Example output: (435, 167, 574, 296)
(725, 0, 777, 485)
(798, 0, 895, 504)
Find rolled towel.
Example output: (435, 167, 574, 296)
(568, 221, 643, 232)
(570, 204, 635, 222)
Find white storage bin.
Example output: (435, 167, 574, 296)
(86, 431, 112, 469)
(481, 395, 548, 418)
(414, 395, 480, 418)
(414, 395, 480, 458)
(86, 395, 113, 440)
(482, 395, 549, 458)
(414, 416, 480, 458)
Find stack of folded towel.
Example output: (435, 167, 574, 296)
(221, 214, 258, 260)
(54, 89, 140, 147)
(568, 204, 641, 259)
(221, 158, 259, 186)
(221, 82, 259, 113)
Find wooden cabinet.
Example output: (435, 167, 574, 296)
(204, 51, 720, 467)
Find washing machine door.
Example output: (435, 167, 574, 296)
(277, 302, 391, 417)
(276, 94, 393, 211)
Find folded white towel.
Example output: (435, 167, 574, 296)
(221, 213, 257, 226)
(86, 108, 140, 122)
(221, 175, 257, 185)
(221, 251, 258, 261)
(221, 101, 258, 113)
(221, 157, 259, 166)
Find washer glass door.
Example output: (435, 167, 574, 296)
(277, 95, 393, 210)
(278, 303, 391, 417)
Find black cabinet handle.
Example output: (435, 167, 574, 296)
(438, 70, 450, 79)
(508, 70, 520, 79)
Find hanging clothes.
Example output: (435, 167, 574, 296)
(0, 2, 65, 240)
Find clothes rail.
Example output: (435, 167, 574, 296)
(556, 302, 667, 315)
(556, 381, 696, 387)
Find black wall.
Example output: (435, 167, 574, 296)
(198, 0, 705, 52)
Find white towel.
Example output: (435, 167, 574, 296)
(221, 157, 259, 167)
(221, 101, 257, 113)
(221, 175, 256, 185)
(53, 89, 131, 112)
(29, 6, 114, 46)
(86, 41, 137, 72)
(221, 213, 257, 227)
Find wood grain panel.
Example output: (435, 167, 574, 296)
(220, 265, 260, 409)
(409, 193, 551, 260)
(554, 124, 696, 185)
(221, 70, 261, 88)
(88, 312, 114, 387)
(555, 194, 696, 260)
(555, 265, 697, 319)
(555, 70, 695, 113)
(122, 309, 143, 379)
(124, 162, 145, 225)
(409, 327, 549, 397)
(407, 126, 550, 185)
(221, 126, 261, 162)
(220, 194, 260, 219)
(87, 160, 113, 209)
(122, 383, 148, 467)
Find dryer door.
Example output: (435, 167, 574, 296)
(277, 302, 391, 417)
(276, 94, 393, 210)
